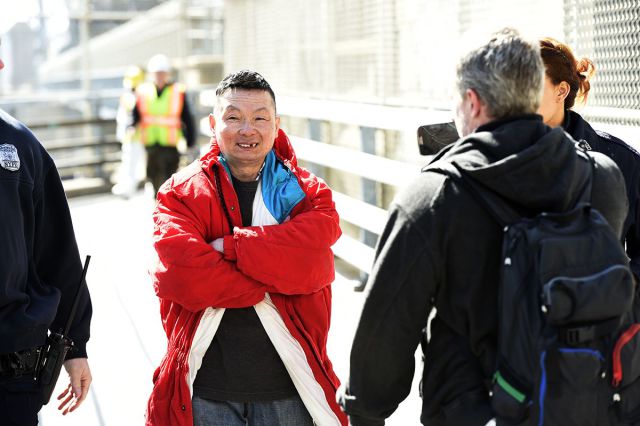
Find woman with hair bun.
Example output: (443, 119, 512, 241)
(538, 37, 640, 278)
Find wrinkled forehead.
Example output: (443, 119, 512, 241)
(215, 88, 276, 113)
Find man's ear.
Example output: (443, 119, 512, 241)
(275, 115, 280, 133)
(557, 81, 570, 102)
(467, 89, 483, 118)
(209, 113, 215, 131)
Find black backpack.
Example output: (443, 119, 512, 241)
(430, 154, 640, 425)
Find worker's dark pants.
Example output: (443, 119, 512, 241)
(0, 376, 42, 426)
(146, 145, 180, 194)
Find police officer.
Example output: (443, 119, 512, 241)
(0, 44, 93, 425)
(132, 54, 196, 194)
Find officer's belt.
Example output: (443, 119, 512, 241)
(0, 347, 43, 377)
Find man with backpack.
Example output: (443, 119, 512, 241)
(339, 28, 638, 425)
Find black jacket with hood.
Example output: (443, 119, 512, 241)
(0, 109, 91, 357)
(564, 110, 640, 278)
(341, 115, 628, 426)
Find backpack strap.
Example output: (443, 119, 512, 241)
(425, 161, 522, 228)
(575, 145, 596, 206)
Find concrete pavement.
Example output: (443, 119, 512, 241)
(38, 192, 422, 425)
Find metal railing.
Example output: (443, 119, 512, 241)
(275, 96, 452, 281)
(275, 96, 640, 283)
(26, 116, 121, 197)
(12, 91, 638, 281)
(289, 136, 419, 275)
(198, 92, 443, 278)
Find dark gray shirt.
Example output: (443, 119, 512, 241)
(193, 176, 297, 402)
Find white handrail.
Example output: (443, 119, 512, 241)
(332, 192, 388, 236)
(290, 136, 421, 187)
(279, 96, 454, 132)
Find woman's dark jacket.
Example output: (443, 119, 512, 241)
(564, 109, 640, 277)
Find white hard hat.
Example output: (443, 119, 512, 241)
(147, 54, 171, 73)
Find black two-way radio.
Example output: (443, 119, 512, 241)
(39, 255, 91, 405)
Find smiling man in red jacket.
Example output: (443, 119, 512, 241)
(146, 70, 347, 426)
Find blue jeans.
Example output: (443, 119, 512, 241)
(192, 395, 314, 426)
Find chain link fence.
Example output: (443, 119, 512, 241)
(565, 0, 640, 127)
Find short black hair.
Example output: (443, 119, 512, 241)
(215, 69, 276, 110)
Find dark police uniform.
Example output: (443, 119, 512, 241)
(0, 109, 92, 426)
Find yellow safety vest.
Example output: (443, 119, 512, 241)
(137, 82, 185, 147)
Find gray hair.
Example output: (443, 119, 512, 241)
(456, 28, 544, 119)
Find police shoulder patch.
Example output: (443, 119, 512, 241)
(0, 144, 20, 171)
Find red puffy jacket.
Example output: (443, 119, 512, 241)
(146, 129, 347, 425)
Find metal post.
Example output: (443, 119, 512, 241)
(36, 0, 46, 88)
(178, 0, 188, 84)
(80, 0, 91, 94)
(356, 126, 378, 290)
(307, 119, 327, 178)
(360, 126, 378, 247)
(79, 0, 96, 182)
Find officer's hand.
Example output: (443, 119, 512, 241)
(57, 358, 92, 415)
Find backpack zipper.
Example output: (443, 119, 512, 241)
(612, 323, 640, 387)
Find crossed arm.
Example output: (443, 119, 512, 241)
(152, 171, 341, 312)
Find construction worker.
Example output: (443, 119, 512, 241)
(112, 65, 146, 198)
(132, 54, 196, 194)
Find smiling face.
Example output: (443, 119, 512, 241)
(210, 88, 280, 181)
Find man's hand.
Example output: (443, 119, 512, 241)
(57, 358, 92, 415)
